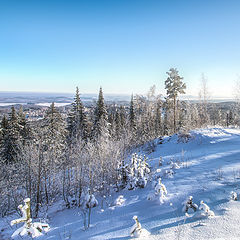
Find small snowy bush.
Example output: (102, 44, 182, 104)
(155, 178, 168, 204)
(164, 169, 174, 178)
(10, 198, 49, 238)
(182, 196, 198, 213)
(194, 200, 215, 218)
(171, 162, 180, 170)
(123, 154, 150, 190)
(114, 195, 126, 206)
(230, 191, 238, 201)
(159, 156, 163, 166)
(177, 132, 192, 143)
(85, 189, 98, 209)
(130, 216, 150, 238)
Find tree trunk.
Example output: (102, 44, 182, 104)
(173, 96, 176, 133)
(35, 145, 42, 218)
(88, 207, 91, 228)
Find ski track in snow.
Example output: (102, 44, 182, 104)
(2, 127, 240, 239)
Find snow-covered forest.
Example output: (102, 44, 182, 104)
(1, 68, 240, 239)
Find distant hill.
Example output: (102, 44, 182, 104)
(0, 91, 131, 106)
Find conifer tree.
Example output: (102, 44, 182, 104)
(129, 95, 136, 140)
(1, 107, 22, 162)
(93, 87, 109, 139)
(119, 105, 126, 127)
(42, 102, 67, 157)
(155, 100, 162, 137)
(165, 68, 186, 132)
(114, 110, 121, 140)
(18, 106, 31, 144)
(0, 115, 10, 162)
(67, 87, 90, 144)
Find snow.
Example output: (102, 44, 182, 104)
(36, 102, 71, 107)
(2, 127, 240, 239)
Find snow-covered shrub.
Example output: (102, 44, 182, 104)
(114, 195, 126, 206)
(154, 168, 162, 180)
(159, 156, 163, 166)
(65, 195, 78, 209)
(171, 162, 180, 170)
(155, 178, 168, 204)
(147, 192, 155, 201)
(82, 189, 99, 229)
(11, 198, 49, 238)
(195, 200, 215, 218)
(116, 160, 129, 189)
(177, 132, 192, 143)
(130, 216, 150, 238)
(182, 196, 198, 213)
(85, 189, 98, 209)
(230, 191, 238, 201)
(164, 169, 174, 178)
(123, 154, 150, 190)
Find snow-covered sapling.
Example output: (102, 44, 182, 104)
(11, 198, 49, 238)
(155, 178, 168, 204)
(130, 216, 150, 238)
(171, 162, 180, 170)
(165, 169, 174, 178)
(198, 200, 215, 218)
(84, 188, 98, 228)
(230, 191, 238, 201)
(182, 196, 198, 213)
(130, 216, 142, 237)
(127, 154, 150, 190)
(159, 156, 163, 166)
(117, 160, 128, 189)
(114, 195, 126, 206)
(85, 189, 98, 209)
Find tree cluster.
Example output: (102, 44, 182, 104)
(0, 68, 234, 218)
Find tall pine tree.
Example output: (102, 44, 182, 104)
(165, 68, 186, 133)
(0, 107, 21, 162)
(93, 87, 109, 139)
(67, 87, 90, 145)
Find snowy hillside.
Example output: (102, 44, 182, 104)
(2, 127, 240, 240)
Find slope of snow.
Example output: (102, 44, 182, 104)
(2, 127, 240, 239)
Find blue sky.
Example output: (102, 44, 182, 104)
(0, 0, 240, 97)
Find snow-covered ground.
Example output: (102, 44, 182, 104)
(2, 127, 240, 240)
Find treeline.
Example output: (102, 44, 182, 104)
(0, 68, 237, 217)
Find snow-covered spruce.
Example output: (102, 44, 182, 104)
(182, 196, 198, 213)
(154, 178, 168, 204)
(10, 198, 49, 238)
(125, 153, 150, 190)
(130, 216, 150, 238)
(230, 191, 238, 201)
(194, 200, 215, 218)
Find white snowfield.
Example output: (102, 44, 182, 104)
(2, 127, 240, 239)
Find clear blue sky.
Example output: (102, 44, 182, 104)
(0, 0, 240, 97)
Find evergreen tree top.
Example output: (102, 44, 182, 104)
(9, 106, 18, 122)
(95, 87, 108, 121)
(165, 68, 186, 99)
(1, 115, 8, 129)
